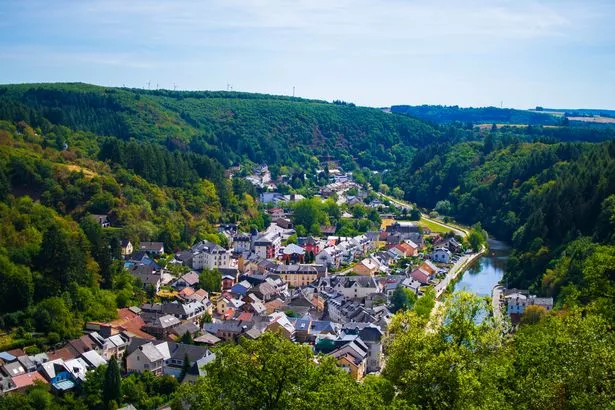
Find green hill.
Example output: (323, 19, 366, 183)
(0, 83, 442, 170)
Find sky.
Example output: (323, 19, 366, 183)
(1, 0, 614, 109)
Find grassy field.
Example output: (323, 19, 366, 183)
(418, 217, 454, 234)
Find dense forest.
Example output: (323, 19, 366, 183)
(0, 83, 444, 171)
(391, 104, 564, 125)
(387, 126, 615, 318)
(0, 119, 263, 350)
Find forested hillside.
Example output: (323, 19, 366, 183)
(391, 104, 563, 125)
(0, 83, 443, 171)
(0, 119, 264, 349)
(387, 127, 615, 315)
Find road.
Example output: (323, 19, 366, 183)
(376, 193, 468, 238)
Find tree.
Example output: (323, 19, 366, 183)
(520, 305, 547, 325)
(408, 209, 421, 221)
(33, 297, 75, 338)
(413, 288, 436, 319)
(199, 268, 222, 294)
(390, 286, 416, 313)
(384, 291, 506, 409)
(103, 357, 122, 406)
(180, 331, 194, 345)
(434, 200, 453, 215)
(179, 353, 191, 382)
(172, 332, 384, 410)
(466, 223, 487, 252)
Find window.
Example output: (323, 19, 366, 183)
(144, 363, 149, 369)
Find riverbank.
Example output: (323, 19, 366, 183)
(435, 247, 485, 299)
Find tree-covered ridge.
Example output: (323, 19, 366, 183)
(388, 130, 615, 305)
(0, 83, 443, 170)
(391, 104, 564, 125)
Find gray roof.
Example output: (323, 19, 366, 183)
(137, 343, 164, 362)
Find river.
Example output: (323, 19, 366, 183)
(453, 238, 511, 296)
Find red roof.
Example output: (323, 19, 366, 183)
(47, 347, 78, 361)
(107, 308, 154, 340)
(12, 371, 47, 389)
(179, 287, 196, 297)
(236, 312, 254, 321)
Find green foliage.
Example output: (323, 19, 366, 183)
(466, 223, 487, 252)
(103, 357, 121, 406)
(390, 286, 417, 313)
(172, 332, 389, 410)
(413, 288, 436, 319)
(391, 104, 563, 126)
(0, 83, 443, 171)
(198, 268, 221, 294)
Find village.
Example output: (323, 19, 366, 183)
(0, 165, 552, 396)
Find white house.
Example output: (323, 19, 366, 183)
(126, 342, 169, 375)
(432, 248, 452, 263)
(192, 240, 231, 270)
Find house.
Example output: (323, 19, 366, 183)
(275, 217, 293, 230)
(163, 342, 213, 378)
(191, 240, 231, 270)
(353, 257, 380, 276)
(142, 315, 181, 339)
(506, 291, 554, 322)
(221, 274, 236, 291)
(327, 337, 369, 380)
(298, 236, 319, 253)
(10, 371, 48, 392)
(174, 271, 200, 290)
(216, 296, 245, 316)
(421, 260, 439, 275)
(80, 350, 107, 369)
(253, 231, 282, 259)
(390, 241, 418, 258)
(163, 301, 207, 322)
(121, 239, 134, 257)
(203, 320, 254, 342)
(341, 323, 384, 373)
(1, 361, 25, 378)
(410, 268, 433, 284)
(270, 264, 327, 288)
(126, 342, 167, 375)
(432, 247, 452, 263)
(40, 359, 77, 392)
(319, 276, 380, 300)
(64, 358, 90, 383)
(267, 312, 296, 341)
(90, 214, 111, 228)
(232, 233, 252, 253)
(129, 264, 162, 293)
(281, 243, 306, 263)
(139, 242, 165, 255)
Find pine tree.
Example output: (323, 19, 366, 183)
(179, 353, 191, 382)
(103, 356, 121, 406)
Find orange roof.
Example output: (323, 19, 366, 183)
(179, 287, 196, 297)
(108, 308, 154, 340)
(264, 299, 284, 314)
(236, 312, 253, 321)
(12, 371, 47, 389)
(223, 308, 234, 320)
(194, 289, 208, 298)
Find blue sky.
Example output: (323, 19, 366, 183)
(1, 0, 614, 108)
